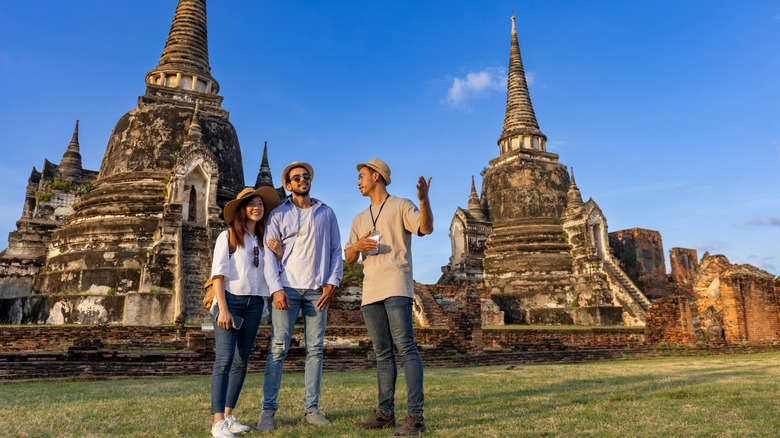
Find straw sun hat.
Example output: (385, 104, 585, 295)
(223, 187, 280, 225)
(357, 158, 391, 185)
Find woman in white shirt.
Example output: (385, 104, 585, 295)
(210, 187, 280, 438)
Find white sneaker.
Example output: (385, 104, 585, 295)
(304, 408, 331, 426)
(225, 415, 250, 434)
(211, 419, 236, 438)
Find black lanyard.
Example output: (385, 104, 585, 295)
(369, 195, 390, 230)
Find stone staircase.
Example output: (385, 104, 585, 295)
(412, 284, 450, 327)
(603, 258, 651, 325)
(181, 225, 212, 323)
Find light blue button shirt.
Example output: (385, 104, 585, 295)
(263, 198, 343, 294)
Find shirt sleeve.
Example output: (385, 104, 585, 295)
(326, 207, 343, 287)
(401, 198, 421, 235)
(210, 230, 231, 280)
(344, 215, 360, 251)
(263, 210, 285, 293)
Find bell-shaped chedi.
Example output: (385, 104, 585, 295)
(33, 0, 244, 316)
(481, 16, 575, 324)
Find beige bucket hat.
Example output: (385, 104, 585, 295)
(223, 186, 280, 225)
(357, 158, 391, 185)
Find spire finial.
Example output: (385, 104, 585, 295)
(255, 141, 274, 188)
(59, 120, 83, 179)
(70, 120, 79, 148)
(566, 166, 583, 211)
(187, 100, 203, 140)
(145, 0, 219, 96)
(467, 175, 485, 219)
(497, 15, 547, 154)
(261, 141, 269, 167)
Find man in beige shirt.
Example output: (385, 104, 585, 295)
(345, 158, 433, 436)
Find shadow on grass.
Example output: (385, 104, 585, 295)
(425, 360, 780, 431)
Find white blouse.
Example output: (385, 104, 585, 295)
(210, 230, 270, 299)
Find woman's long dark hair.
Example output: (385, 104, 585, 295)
(229, 196, 266, 249)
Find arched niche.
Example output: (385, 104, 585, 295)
(450, 220, 466, 264)
(181, 163, 210, 227)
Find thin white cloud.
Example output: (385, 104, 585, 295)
(745, 216, 780, 226)
(733, 258, 777, 274)
(444, 67, 506, 111)
(696, 239, 726, 252)
(526, 72, 536, 86)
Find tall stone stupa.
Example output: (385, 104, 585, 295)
(0, 0, 282, 324)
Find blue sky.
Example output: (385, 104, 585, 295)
(1, 1, 778, 283)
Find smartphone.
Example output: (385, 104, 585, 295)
(232, 315, 244, 330)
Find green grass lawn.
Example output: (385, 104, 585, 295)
(2, 353, 779, 437)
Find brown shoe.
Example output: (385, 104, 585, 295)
(393, 414, 426, 436)
(354, 409, 396, 429)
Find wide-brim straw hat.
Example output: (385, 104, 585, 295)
(357, 158, 391, 185)
(223, 187, 281, 225)
(281, 161, 314, 185)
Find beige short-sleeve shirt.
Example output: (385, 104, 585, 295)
(346, 196, 421, 306)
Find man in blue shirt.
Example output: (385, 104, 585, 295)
(258, 161, 343, 430)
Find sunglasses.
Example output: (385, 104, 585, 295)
(253, 245, 259, 267)
(290, 174, 311, 183)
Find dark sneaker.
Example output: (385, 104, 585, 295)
(354, 409, 396, 429)
(393, 414, 426, 436)
(256, 410, 275, 430)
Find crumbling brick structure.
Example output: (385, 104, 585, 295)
(670, 248, 698, 296)
(693, 254, 780, 344)
(608, 228, 672, 300)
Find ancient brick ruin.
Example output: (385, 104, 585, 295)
(0, 0, 283, 324)
(645, 253, 780, 345)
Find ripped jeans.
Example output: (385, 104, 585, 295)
(262, 287, 327, 413)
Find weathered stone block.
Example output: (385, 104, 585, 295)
(123, 293, 175, 325)
(525, 308, 574, 325)
(570, 306, 623, 326)
(45, 295, 125, 324)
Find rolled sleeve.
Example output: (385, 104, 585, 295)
(402, 199, 421, 235)
(210, 230, 231, 280)
(326, 208, 343, 287)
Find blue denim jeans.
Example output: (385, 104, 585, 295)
(362, 296, 424, 417)
(211, 292, 264, 414)
(262, 287, 327, 413)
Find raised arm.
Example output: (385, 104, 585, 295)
(417, 176, 433, 235)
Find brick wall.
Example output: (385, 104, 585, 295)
(721, 271, 780, 343)
(482, 328, 645, 348)
(645, 295, 696, 345)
